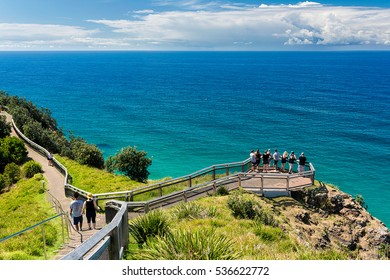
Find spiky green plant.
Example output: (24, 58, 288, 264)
(128, 209, 170, 247)
(173, 202, 204, 219)
(136, 229, 240, 260)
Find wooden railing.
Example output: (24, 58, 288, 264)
(80, 159, 252, 204)
(61, 200, 129, 260)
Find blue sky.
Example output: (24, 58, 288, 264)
(0, 0, 389, 50)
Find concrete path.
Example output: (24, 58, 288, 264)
(1, 111, 105, 259)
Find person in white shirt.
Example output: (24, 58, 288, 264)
(273, 149, 280, 171)
(70, 192, 84, 231)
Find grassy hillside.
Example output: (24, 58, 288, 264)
(126, 188, 350, 260)
(0, 174, 63, 260)
(55, 155, 146, 193)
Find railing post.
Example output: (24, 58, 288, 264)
(159, 183, 163, 197)
(238, 174, 241, 188)
(61, 214, 65, 245)
(287, 175, 290, 191)
(188, 176, 192, 188)
(144, 203, 150, 214)
(109, 226, 120, 260)
(213, 182, 216, 194)
(129, 191, 134, 201)
(212, 166, 216, 181)
(241, 163, 245, 173)
(226, 165, 229, 176)
(41, 225, 47, 260)
(260, 174, 264, 193)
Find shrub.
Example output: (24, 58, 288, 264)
(355, 194, 368, 210)
(227, 192, 258, 219)
(0, 174, 6, 192)
(0, 136, 28, 171)
(22, 161, 43, 178)
(173, 202, 203, 220)
(0, 115, 11, 138)
(3, 163, 21, 185)
(216, 186, 229, 196)
(70, 137, 104, 169)
(106, 146, 152, 182)
(136, 229, 240, 260)
(128, 209, 170, 247)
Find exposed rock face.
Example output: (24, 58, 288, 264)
(288, 183, 390, 260)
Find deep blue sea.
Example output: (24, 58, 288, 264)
(0, 51, 389, 226)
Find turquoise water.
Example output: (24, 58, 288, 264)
(0, 51, 389, 226)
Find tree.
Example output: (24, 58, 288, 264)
(70, 137, 105, 169)
(0, 115, 11, 138)
(0, 136, 28, 172)
(106, 146, 152, 183)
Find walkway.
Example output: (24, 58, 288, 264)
(1, 111, 105, 259)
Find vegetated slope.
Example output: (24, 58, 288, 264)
(0, 174, 63, 260)
(126, 182, 390, 260)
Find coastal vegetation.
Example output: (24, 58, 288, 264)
(126, 185, 390, 260)
(0, 174, 63, 260)
(0, 90, 105, 169)
(106, 146, 152, 183)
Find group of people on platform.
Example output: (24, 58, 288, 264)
(250, 149, 307, 174)
(69, 192, 100, 231)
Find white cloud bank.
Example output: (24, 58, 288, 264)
(0, 2, 389, 50)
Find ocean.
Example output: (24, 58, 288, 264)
(0, 51, 389, 226)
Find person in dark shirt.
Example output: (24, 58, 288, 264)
(298, 152, 307, 173)
(288, 151, 296, 174)
(262, 150, 270, 173)
(83, 193, 100, 230)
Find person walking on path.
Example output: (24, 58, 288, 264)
(70, 192, 84, 231)
(288, 151, 296, 174)
(47, 152, 54, 166)
(298, 152, 307, 173)
(83, 193, 100, 230)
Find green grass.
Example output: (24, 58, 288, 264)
(55, 155, 146, 193)
(0, 174, 64, 260)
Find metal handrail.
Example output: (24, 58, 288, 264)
(0, 214, 63, 243)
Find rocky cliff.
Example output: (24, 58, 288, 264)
(281, 182, 390, 259)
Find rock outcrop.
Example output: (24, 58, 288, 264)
(286, 182, 390, 259)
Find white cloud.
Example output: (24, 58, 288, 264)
(87, 3, 390, 49)
(0, 23, 100, 49)
(0, 3, 389, 50)
(133, 10, 155, 14)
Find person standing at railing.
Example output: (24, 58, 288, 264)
(83, 193, 100, 230)
(288, 151, 296, 174)
(250, 150, 257, 172)
(281, 151, 288, 172)
(273, 149, 280, 171)
(70, 192, 84, 231)
(262, 150, 271, 173)
(298, 152, 307, 173)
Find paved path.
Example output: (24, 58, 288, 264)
(1, 111, 105, 259)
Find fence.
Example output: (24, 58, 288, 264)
(0, 213, 66, 259)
